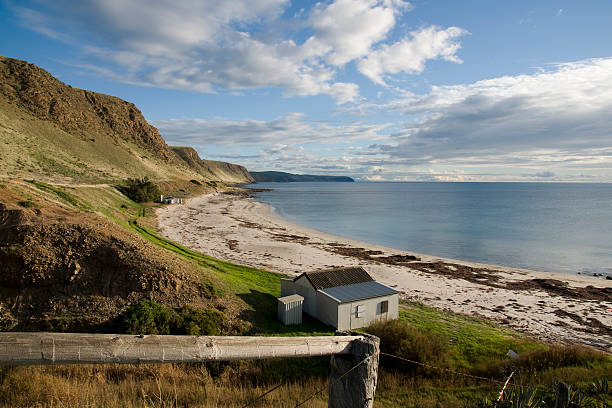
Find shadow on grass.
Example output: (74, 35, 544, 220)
(237, 289, 334, 336)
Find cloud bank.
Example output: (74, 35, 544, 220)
(377, 57, 612, 169)
(14, 0, 466, 103)
(155, 57, 612, 181)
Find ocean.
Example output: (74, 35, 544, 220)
(247, 182, 612, 277)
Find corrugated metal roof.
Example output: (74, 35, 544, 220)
(278, 294, 304, 304)
(319, 281, 398, 303)
(300, 267, 373, 289)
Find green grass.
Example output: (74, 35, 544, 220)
(26, 180, 93, 211)
(127, 218, 333, 336)
(399, 302, 542, 372)
(128, 219, 279, 294)
(17, 199, 37, 208)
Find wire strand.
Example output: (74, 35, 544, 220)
(379, 352, 517, 387)
(240, 356, 328, 408)
(240, 383, 285, 408)
(294, 355, 372, 408)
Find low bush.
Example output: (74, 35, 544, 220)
(122, 177, 161, 203)
(121, 299, 179, 335)
(178, 306, 224, 336)
(120, 299, 224, 336)
(505, 345, 608, 373)
(364, 319, 450, 375)
(18, 200, 37, 208)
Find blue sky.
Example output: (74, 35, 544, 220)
(2, 0, 612, 181)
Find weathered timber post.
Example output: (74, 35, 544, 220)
(328, 331, 380, 408)
(554, 382, 570, 408)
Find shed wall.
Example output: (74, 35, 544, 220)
(294, 276, 317, 317)
(280, 279, 295, 297)
(336, 293, 399, 330)
(316, 292, 339, 327)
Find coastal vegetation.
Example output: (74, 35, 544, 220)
(122, 177, 162, 203)
(120, 299, 224, 336)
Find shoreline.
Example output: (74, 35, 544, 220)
(156, 191, 612, 351)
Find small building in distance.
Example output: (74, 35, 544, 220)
(280, 267, 398, 330)
(159, 195, 182, 204)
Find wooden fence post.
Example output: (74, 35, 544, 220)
(328, 331, 380, 408)
(555, 382, 569, 408)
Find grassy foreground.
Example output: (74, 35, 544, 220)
(0, 185, 609, 407)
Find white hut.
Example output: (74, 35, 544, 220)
(277, 294, 304, 325)
(162, 196, 181, 204)
(280, 267, 398, 330)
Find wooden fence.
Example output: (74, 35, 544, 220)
(0, 331, 380, 408)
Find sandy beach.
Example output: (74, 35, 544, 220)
(156, 191, 612, 351)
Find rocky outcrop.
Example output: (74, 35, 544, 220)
(172, 146, 254, 183)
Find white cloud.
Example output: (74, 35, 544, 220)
(34, 0, 288, 54)
(13, 0, 464, 103)
(358, 26, 468, 85)
(380, 57, 612, 167)
(153, 113, 391, 146)
(308, 0, 411, 66)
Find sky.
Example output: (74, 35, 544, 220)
(1, 0, 612, 182)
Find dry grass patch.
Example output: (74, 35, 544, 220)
(0, 363, 329, 408)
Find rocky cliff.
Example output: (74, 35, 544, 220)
(172, 146, 254, 184)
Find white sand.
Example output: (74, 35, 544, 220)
(156, 192, 612, 351)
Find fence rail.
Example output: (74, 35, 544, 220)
(0, 332, 380, 408)
(0, 332, 365, 366)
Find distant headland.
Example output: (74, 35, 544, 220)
(250, 171, 354, 182)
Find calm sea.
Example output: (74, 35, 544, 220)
(247, 182, 612, 277)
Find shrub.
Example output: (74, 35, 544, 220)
(122, 177, 161, 203)
(189, 179, 202, 186)
(364, 319, 450, 375)
(121, 299, 224, 335)
(178, 306, 224, 336)
(121, 299, 180, 335)
(18, 200, 37, 208)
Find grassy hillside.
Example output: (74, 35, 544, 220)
(0, 55, 252, 185)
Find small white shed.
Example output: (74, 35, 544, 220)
(280, 267, 399, 330)
(277, 294, 304, 325)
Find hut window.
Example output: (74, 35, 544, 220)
(355, 304, 365, 318)
(380, 300, 389, 313)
